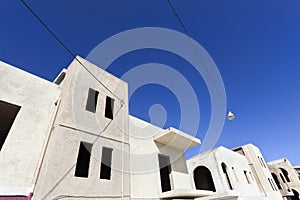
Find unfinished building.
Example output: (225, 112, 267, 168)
(0, 57, 299, 200)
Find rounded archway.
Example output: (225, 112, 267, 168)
(193, 166, 216, 192)
(280, 168, 291, 182)
(291, 189, 300, 200)
(221, 162, 233, 190)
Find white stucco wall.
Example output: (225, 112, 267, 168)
(1, 58, 294, 200)
(233, 144, 283, 200)
(188, 146, 263, 199)
(0, 61, 60, 195)
(268, 158, 300, 197)
(129, 116, 193, 199)
(32, 57, 130, 200)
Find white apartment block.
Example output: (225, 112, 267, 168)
(0, 57, 299, 200)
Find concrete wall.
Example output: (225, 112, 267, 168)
(0, 61, 60, 196)
(1, 58, 296, 200)
(268, 158, 300, 198)
(233, 144, 283, 200)
(32, 57, 130, 200)
(129, 116, 192, 199)
(188, 146, 263, 199)
(294, 166, 300, 181)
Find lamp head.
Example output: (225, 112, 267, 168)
(227, 111, 235, 120)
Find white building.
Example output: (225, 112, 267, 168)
(0, 57, 299, 200)
(187, 146, 264, 200)
(294, 166, 300, 181)
(232, 144, 283, 200)
(268, 158, 300, 200)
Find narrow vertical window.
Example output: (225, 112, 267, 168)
(260, 157, 266, 168)
(100, 147, 113, 180)
(272, 173, 282, 189)
(158, 154, 172, 192)
(268, 178, 275, 191)
(280, 173, 286, 183)
(271, 179, 277, 191)
(258, 156, 266, 168)
(249, 172, 255, 182)
(280, 168, 291, 182)
(75, 142, 92, 178)
(86, 88, 99, 113)
(244, 171, 251, 184)
(105, 96, 114, 119)
(232, 167, 239, 182)
(0, 101, 21, 151)
(221, 163, 233, 190)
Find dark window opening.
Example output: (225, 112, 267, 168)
(194, 166, 216, 192)
(281, 168, 291, 182)
(54, 71, 66, 85)
(86, 88, 99, 113)
(105, 96, 114, 120)
(233, 147, 245, 156)
(75, 142, 92, 178)
(244, 171, 251, 184)
(249, 172, 254, 181)
(0, 100, 20, 151)
(291, 189, 300, 200)
(271, 179, 277, 191)
(280, 173, 286, 183)
(158, 154, 172, 192)
(258, 156, 266, 168)
(260, 157, 266, 168)
(272, 173, 282, 190)
(100, 147, 113, 180)
(221, 163, 233, 190)
(268, 178, 275, 191)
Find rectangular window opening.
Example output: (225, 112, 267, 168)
(271, 179, 277, 191)
(249, 172, 254, 181)
(268, 178, 275, 191)
(258, 156, 266, 168)
(232, 167, 239, 182)
(86, 88, 99, 113)
(260, 157, 266, 168)
(75, 142, 92, 178)
(54, 71, 66, 85)
(0, 100, 21, 151)
(105, 96, 114, 120)
(244, 171, 251, 184)
(158, 154, 172, 192)
(100, 147, 113, 180)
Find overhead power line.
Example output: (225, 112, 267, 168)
(20, 0, 124, 104)
(166, 0, 228, 107)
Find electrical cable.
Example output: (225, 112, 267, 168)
(20, 0, 124, 104)
(166, 0, 228, 109)
(19, 2, 128, 198)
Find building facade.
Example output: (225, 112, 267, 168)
(294, 167, 300, 181)
(0, 57, 299, 200)
(268, 159, 300, 200)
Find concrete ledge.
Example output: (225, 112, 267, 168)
(159, 189, 213, 199)
(154, 127, 200, 150)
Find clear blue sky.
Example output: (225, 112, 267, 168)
(1, 1, 300, 165)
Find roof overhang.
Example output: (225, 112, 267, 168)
(154, 127, 200, 150)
